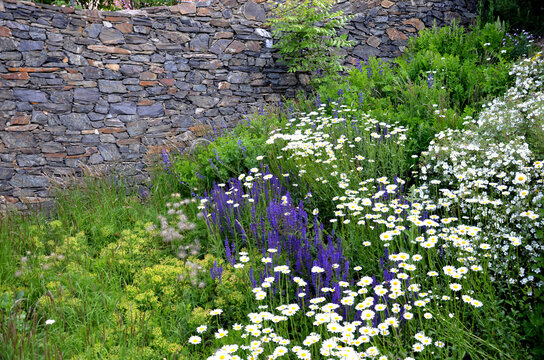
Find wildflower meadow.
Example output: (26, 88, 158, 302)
(1, 18, 543, 360)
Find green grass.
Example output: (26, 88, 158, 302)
(0, 175, 255, 359)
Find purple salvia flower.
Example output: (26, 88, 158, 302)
(161, 149, 171, 169)
(427, 72, 434, 88)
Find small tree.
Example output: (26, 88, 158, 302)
(266, 0, 355, 80)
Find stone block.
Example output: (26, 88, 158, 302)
(0, 38, 17, 51)
(137, 103, 164, 117)
(60, 113, 92, 131)
(10, 174, 50, 188)
(98, 80, 127, 93)
(88, 45, 131, 55)
(16, 154, 46, 167)
(114, 23, 133, 34)
(11, 115, 30, 125)
(13, 89, 47, 102)
(227, 71, 249, 84)
(381, 0, 395, 8)
(110, 102, 137, 115)
(18, 40, 44, 52)
(1, 72, 29, 80)
(40, 142, 65, 153)
(172, 2, 196, 14)
(0, 167, 15, 180)
(386, 28, 408, 41)
(120, 64, 143, 76)
(6, 124, 38, 132)
(88, 153, 104, 164)
(403, 18, 425, 31)
(98, 144, 121, 161)
(190, 34, 210, 52)
(243, 1, 266, 22)
(74, 88, 101, 103)
(127, 120, 147, 136)
(0, 26, 12, 37)
(210, 39, 232, 55)
(188, 96, 219, 109)
(99, 27, 125, 45)
(367, 36, 382, 48)
(225, 40, 245, 54)
(85, 23, 103, 38)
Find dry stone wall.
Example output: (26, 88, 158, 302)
(0, 0, 475, 210)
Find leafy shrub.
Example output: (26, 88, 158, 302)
(266, 0, 354, 79)
(420, 53, 544, 289)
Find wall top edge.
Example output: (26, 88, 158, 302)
(0, 0, 251, 18)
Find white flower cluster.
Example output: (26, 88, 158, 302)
(477, 52, 544, 138)
(422, 53, 544, 286)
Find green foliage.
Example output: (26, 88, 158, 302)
(316, 20, 536, 161)
(52, 174, 164, 248)
(130, 0, 176, 8)
(266, 0, 355, 79)
(0, 189, 256, 359)
(150, 109, 284, 197)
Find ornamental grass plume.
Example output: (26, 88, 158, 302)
(158, 195, 198, 243)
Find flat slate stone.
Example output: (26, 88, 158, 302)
(17, 154, 47, 167)
(188, 95, 219, 109)
(99, 28, 124, 45)
(210, 39, 232, 55)
(74, 87, 101, 103)
(60, 113, 92, 131)
(98, 144, 121, 161)
(0, 37, 17, 51)
(51, 14, 69, 28)
(110, 102, 137, 115)
(0, 167, 15, 180)
(367, 36, 382, 48)
(190, 34, 209, 52)
(1, 132, 36, 148)
(127, 120, 147, 136)
(40, 142, 65, 153)
(98, 80, 127, 93)
(85, 23, 103, 38)
(243, 1, 266, 22)
(18, 40, 44, 52)
(14, 89, 48, 102)
(137, 103, 164, 117)
(10, 174, 50, 188)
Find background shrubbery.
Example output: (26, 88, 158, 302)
(478, 0, 544, 34)
(317, 20, 537, 160)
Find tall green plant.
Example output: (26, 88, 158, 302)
(266, 0, 354, 79)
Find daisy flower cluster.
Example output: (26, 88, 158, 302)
(265, 104, 408, 207)
(200, 254, 449, 360)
